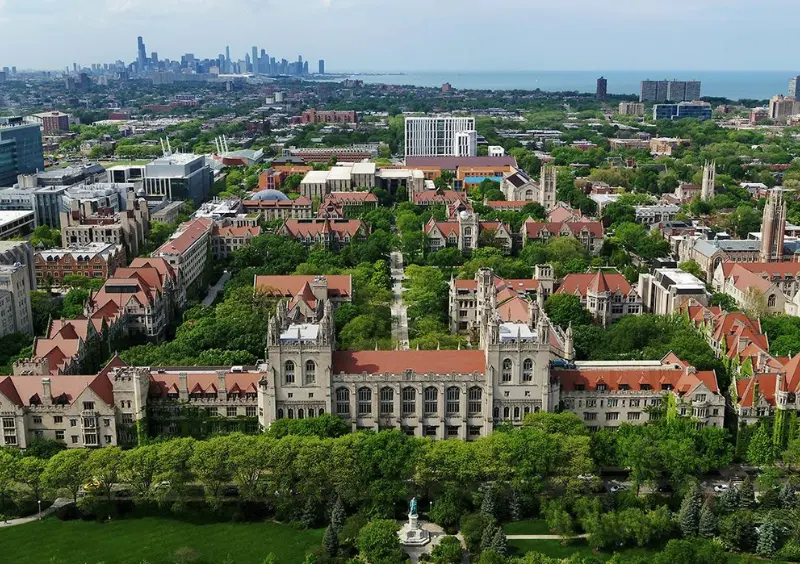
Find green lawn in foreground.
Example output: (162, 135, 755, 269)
(503, 519, 552, 535)
(0, 517, 323, 564)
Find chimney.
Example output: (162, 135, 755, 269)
(179, 372, 188, 401)
(41, 378, 52, 404)
(216, 370, 227, 397)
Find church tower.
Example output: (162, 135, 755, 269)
(760, 188, 786, 262)
(701, 161, 716, 201)
(538, 165, 557, 211)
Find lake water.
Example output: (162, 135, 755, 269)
(344, 71, 794, 101)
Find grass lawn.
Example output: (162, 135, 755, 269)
(0, 516, 323, 564)
(504, 519, 553, 535)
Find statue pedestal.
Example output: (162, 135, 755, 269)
(398, 513, 430, 546)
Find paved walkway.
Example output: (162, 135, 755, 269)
(390, 251, 410, 350)
(506, 534, 588, 540)
(202, 270, 231, 307)
(0, 498, 73, 528)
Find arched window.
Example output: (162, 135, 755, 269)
(524, 406, 530, 416)
(468, 387, 482, 415)
(523, 359, 533, 382)
(768, 294, 777, 308)
(335, 388, 350, 415)
(525, 189, 533, 200)
(277, 408, 284, 419)
(514, 406, 520, 420)
(298, 409, 304, 419)
(446, 387, 460, 415)
(319, 408, 324, 416)
(380, 387, 394, 415)
(305, 360, 316, 384)
(288, 409, 294, 419)
(284, 360, 295, 384)
(424, 387, 438, 415)
(464, 227, 472, 236)
(493, 406, 500, 419)
(502, 359, 512, 383)
(503, 406, 510, 419)
(402, 387, 416, 415)
(358, 387, 372, 416)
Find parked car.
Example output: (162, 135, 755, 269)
(714, 484, 730, 493)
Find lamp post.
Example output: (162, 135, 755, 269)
(37, 500, 41, 520)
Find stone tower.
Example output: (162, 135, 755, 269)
(760, 188, 786, 262)
(538, 165, 557, 211)
(701, 161, 716, 201)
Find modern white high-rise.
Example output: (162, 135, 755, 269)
(404, 116, 477, 157)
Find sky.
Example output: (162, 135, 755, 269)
(1, 0, 798, 72)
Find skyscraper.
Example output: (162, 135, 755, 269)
(225, 45, 231, 72)
(640, 80, 668, 102)
(0, 117, 45, 186)
(760, 188, 786, 262)
(137, 36, 147, 71)
(252, 46, 259, 75)
(318, 60, 325, 75)
(789, 76, 800, 99)
(596, 77, 607, 99)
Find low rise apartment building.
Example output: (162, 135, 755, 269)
(60, 194, 149, 257)
(638, 268, 709, 315)
(34, 243, 125, 287)
(556, 271, 642, 326)
(318, 192, 378, 218)
(424, 212, 513, 254)
(242, 196, 313, 221)
(522, 219, 604, 254)
(280, 218, 368, 249)
(211, 223, 262, 260)
(154, 218, 212, 293)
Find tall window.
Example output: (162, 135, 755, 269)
(468, 387, 482, 415)
(502, 359, 512, 383)
(284, 360, 295, 384)
(358, 387, 372, 416)
(768, 294, 777, 308)
(335, 388, 350, 415)
(522, 359, 533, 382)
(446, 387, 460, 415)
(305, 360, 316, 384)
(402, 387, 416, 415)
(424, 387, 438, 415)
(380, 387, 394, 415)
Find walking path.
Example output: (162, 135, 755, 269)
(0, 498, 73, 528)
(390, 251, 410, 350)
(202, 270, 231, 307)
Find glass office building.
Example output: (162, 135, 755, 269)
(0, 118, 44, 186)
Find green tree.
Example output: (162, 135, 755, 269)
(430, 536, 462, 564)
(15, 456, 46, 504)
(87, 446, 124, 504)
(460, 513, 488, 554)
(491, 526, 508, 556)
(544, 294, 592, 328)
(652, 539, 726, 564)
(678, 482, 702, 537)
(698, 501, 717, 538)
(0, 450, 18, 512)
(480, 487, 497, 520)
(331, 496, 347, 532)
(738, 477, 756, 509)
(719, 510, 757, 552)
(42, 449, 89, 502)
(356, 520, 405, 564)
(747, 424, 775, 466)
(323, 526, 339, 557)
(757, 516, 780, 558)
(780, 482, 797, 509)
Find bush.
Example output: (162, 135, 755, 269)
(429, 492, 462, 532)
(430, 536, 462, 564)
(459, 513, 488, 554)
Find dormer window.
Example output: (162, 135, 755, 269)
(597, 384, 607, 392)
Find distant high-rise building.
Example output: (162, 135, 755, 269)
(0, 117, 45, 186)
(618, 102, 645, 116)
(150, 51, 158, 65)
(789, 76, 800, 99)
(303, 61, 309, 75)
(596, 76, 607, 99)
(769, 95, 799, 122)
(760, 188, 786, 262)
(252, 46, 259, 75)
(404, 116, 477, 157)
(137, 36, 147, 71)
(10, 67, 16, 75)
(318, 59, 325, 75)
(640, 80, 668, 102)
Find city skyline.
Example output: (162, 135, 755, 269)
(2, 0, 800, 72)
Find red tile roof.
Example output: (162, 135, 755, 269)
(557, 272, 631, 297)
(155, 218, 212, 256)
(332, 350, 485, 374)
(282, 218, 365, 239)
(255, 275, 352, 298)
(557, 367, 718, 394)
(149, 372, 260, 397)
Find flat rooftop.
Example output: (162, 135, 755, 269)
(301, 170, 330, 184)
(0, 210, 35, 226)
